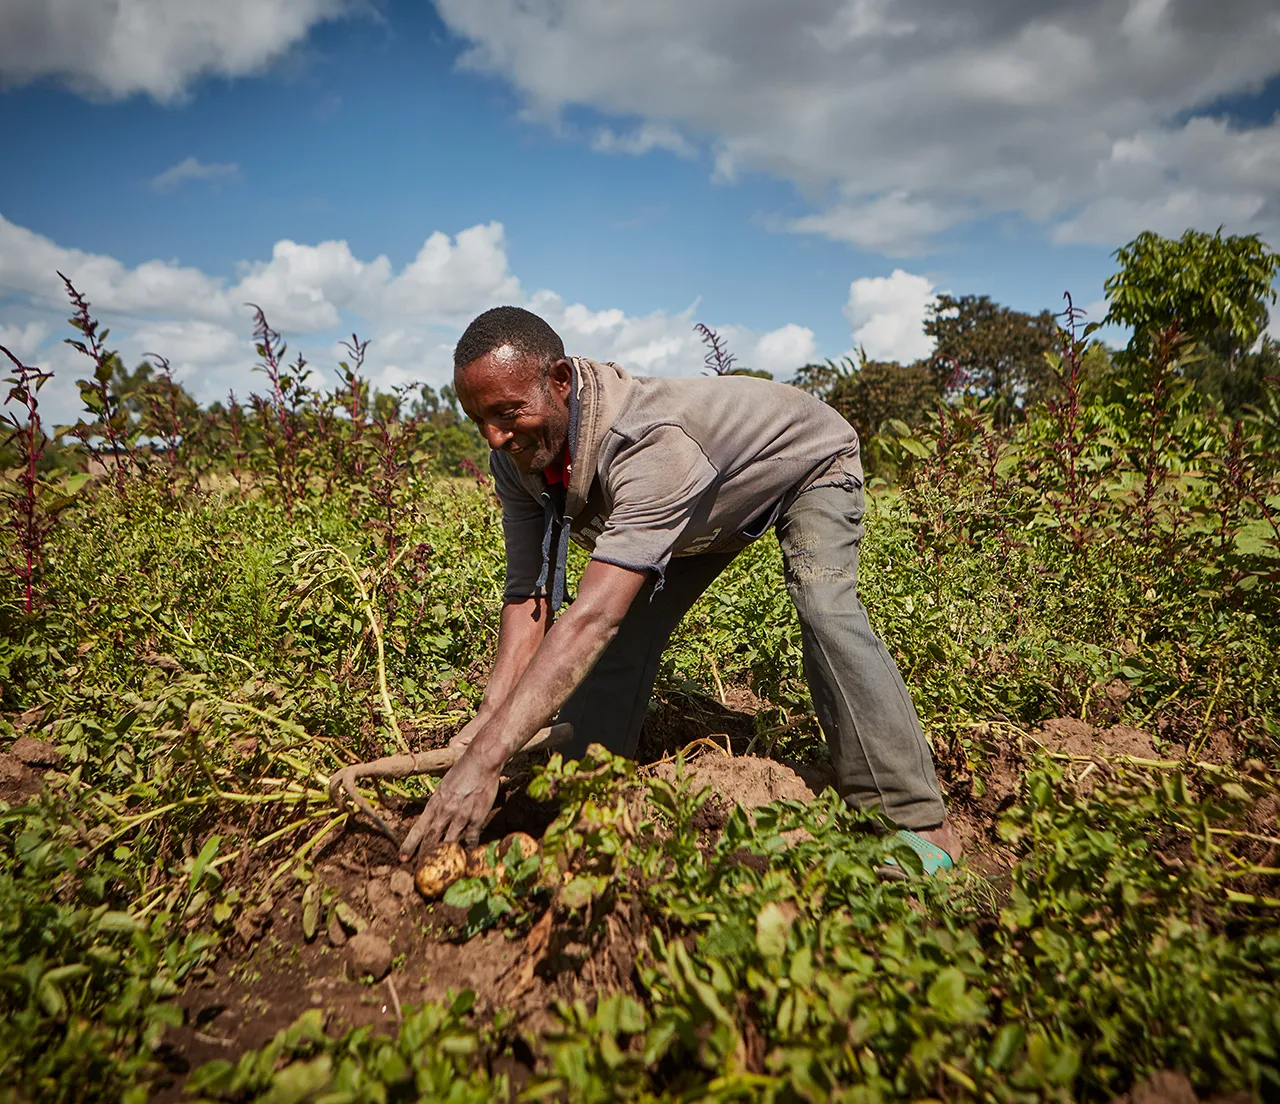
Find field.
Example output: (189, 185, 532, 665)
(2, 309, 1280, 1103)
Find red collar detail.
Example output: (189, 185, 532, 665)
(543, 440, 573, 489)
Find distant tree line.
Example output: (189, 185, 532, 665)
(791, 228, 1280, 473)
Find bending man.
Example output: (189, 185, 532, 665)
(401, 307, 958, 873)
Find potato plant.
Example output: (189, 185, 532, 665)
(0, 304, 1278, 1101)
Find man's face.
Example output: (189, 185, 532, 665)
(455, 345, 572, 475)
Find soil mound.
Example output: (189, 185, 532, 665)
(648, 753, 827, 813)
(1034, 718, 1158, 760)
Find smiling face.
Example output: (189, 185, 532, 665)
(454, 345, 573, 475)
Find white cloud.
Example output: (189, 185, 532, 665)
(843, 269, 938, 363)
(433, 0, 1280, 252)
(374, 224, 523, 324)
(0, 214, 228, 319)
(0, 0, 356, 102)
(591, 122, 697, 159)
(0, 213, 822, 422)
(0, 214, 524, 336)
(790, 192, 962, 257)
(751, 323, 818, 376)
(151, 157, 242, 193)
(0, 321, 50, 362)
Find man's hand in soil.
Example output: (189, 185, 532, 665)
(399, 560, 647, 864)
(400, 743, 501, 858)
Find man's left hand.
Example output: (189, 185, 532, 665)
(399, 746, 502, 861)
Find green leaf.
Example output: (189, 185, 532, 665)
(559, 875, 597, 911)
(443, 878, 490, 910)
(988, 1023, 1024, 1070)
(189, 835, 221, 893)
(333, 901, 368, 933)
(755, 902, 792, 959)
(301, 884, 320, 942)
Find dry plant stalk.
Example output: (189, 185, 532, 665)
(328, 722, 574, 844)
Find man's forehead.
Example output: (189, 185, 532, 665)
(455, 345, 541, 400)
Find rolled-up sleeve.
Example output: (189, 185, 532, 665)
(590, 424, 717, 575)
(490, 451, 547, 600)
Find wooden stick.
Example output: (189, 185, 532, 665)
(328, 723, 573, 842)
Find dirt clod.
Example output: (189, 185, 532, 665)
(1034, 719, 1158, 761)
(0, 755, 40, 804)
(649, 754, 820, 813)
(1110, 1069, 1197, 1104)
(327, 914, 348, 947)
(388, 869, 414, 898)
(10, 736, 62, 766)
(347, 931, 393, 981)
(366, 879, 402, 926)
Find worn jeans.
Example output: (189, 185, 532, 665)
(556, 480, 947, 831)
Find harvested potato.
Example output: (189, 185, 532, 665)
(500, 832, 539, 862)
(414, 841, 467, 899)
(466, 844, 502, 882)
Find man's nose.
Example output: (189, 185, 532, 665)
(482, 422, 513, 450)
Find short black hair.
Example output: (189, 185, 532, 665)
(454, 306, 565, 371)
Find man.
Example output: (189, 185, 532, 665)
(400, 306, 959, 874)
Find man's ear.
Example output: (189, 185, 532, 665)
(547, 357, 573, 400)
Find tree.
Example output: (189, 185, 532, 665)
(825, 355, 941, 438)
(923, 294, 1059, 423)
(1103, 228, 1280, 365)
(1102, 228, 1280, 415)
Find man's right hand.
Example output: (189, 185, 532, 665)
(399, 742, 504, 861)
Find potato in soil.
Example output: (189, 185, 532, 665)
(500, 832, 539, 861)
(466, 832, 540, 881)
(415, 841, 467, 898)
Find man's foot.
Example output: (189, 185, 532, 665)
(876, 818, 962, 880)
(917, 819, 962, 863)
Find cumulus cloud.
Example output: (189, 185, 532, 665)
(0, 321, 51, 362)
(0, 0, 356, 102)
(433, 0, 1280, 251)
(751, 323, 818, 376)
(591, 122, 697, 159)
(0, 213, 820, 422)
(0, 214, 522, 334)
(151, 157, 242, 193)
(789, 192, 963, 257)
(843, 269, 938, 363)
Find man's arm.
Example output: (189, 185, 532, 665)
(400, 559, 648, 858)
(448, 597, 552, 750)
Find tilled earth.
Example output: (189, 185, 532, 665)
(149, 708, 1276, 1101)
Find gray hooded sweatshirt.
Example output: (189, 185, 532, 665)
(490, 357, 862, 606)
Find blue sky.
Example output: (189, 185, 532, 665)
(1, 0, 1278, 421)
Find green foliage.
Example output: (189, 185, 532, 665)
(185, 994, 501, 1103)
(925, 293, 1060, 422)
(1, 255, 1279, 1100)
(220, 750, 1276, 1104)
(1103, 227, 1280, 361)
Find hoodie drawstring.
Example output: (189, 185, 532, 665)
(535, 487, 570, 613)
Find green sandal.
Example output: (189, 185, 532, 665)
(877, 829, 955, 881)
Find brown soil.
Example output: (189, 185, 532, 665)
(153, 702, 1267, 1098)
(1107, 1068, 1256, 1104)
(155, 773, 650, 1100)
(0, 753, 41, 804)
(1, 736, 64, 805)
(1033, 717, 1159, 761)
(648, 753, 823, 816)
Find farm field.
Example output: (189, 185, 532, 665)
(2, 305, 1279, 1103)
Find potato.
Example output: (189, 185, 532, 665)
(500, 832, 539, 862)
(465, 844, 501, 882)
(414, 841, 467, 899)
